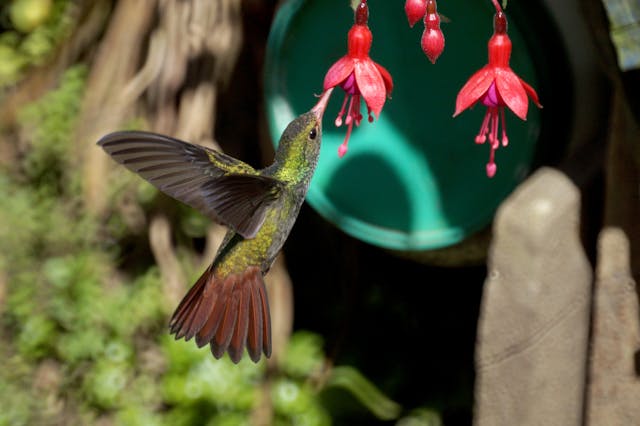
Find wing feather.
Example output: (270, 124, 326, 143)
(98, 131, 284, 238)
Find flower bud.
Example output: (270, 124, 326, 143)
(421, 0, 444, 63)
(421, 27, 445, 64)
(355, 0, 368, 25)
(404, 0, 427, 28)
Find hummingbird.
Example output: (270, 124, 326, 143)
(97, 89, 333, 363)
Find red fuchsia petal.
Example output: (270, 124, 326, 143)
(374, 62, 394, 96)
(453, 66, 495, 117)
(323, 56, 356, 90)
(519, 78, 543, 108)
(494, 67, 529, 120)
(355, 59, 387, 118)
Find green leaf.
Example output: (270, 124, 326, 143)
(396, 408, 443, 426)
(326, 366, 402, 421)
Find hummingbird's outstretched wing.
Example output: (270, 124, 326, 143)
(98, 131, 284, 239)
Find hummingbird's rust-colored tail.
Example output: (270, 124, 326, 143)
(169, 265, 271, 363)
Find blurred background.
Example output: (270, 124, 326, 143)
(0, 0, 637, 425)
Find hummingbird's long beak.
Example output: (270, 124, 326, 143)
(311, 88, 334, 120)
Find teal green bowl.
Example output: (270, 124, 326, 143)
(265, 0, 559, 251)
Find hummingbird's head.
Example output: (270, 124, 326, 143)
(279, 88, 333, 147)
(273, 89, 333, 181)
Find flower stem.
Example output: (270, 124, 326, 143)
(490, 0, 503, 13)
(355, 0, 368, 25)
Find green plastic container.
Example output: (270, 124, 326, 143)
(265, 0, 563, 251)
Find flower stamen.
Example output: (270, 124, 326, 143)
(352, 94, 363, 126)
(487, 145, 497, 178)
(500, 108, 509, 147)
(475, 110, 492, 144)
(490, 107, 499, 149)
(345, 95, 355, 125)
(338, 119, 354, 158)
(335, 94, 350, 127)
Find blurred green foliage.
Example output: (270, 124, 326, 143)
(18, 64, 86, 184)
(0, 0, 72, 88)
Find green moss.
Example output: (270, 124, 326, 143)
(83, 359, 132, 409)
(17, 314, 58, 359)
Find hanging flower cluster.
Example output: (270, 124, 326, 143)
(453, 0, 542, 177)
(405, 0, 445, 64)
(317, 0, 541, 179)
(322, 0, 393, 158)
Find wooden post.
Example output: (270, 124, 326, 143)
(474, 168, 592, 425)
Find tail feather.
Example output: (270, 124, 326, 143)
(169, 266, 210, 338)
(246, 276, 264, 362)
(228, 284, 250, 362)
(194, 276, 233, 347)
(211, 283, 240, 359)
(169, 265, 271, 363)
(256, 278, 272, 358)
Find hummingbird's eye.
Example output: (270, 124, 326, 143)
(308, 127, 317, 140)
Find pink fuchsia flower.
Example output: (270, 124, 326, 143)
(421, 0, 445, 64)
(453, 10, 542, 178)
(323, 0, 393, 157)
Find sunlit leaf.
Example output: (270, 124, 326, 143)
(396, 408, 443, 426)
(326, 366, 402, 421)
